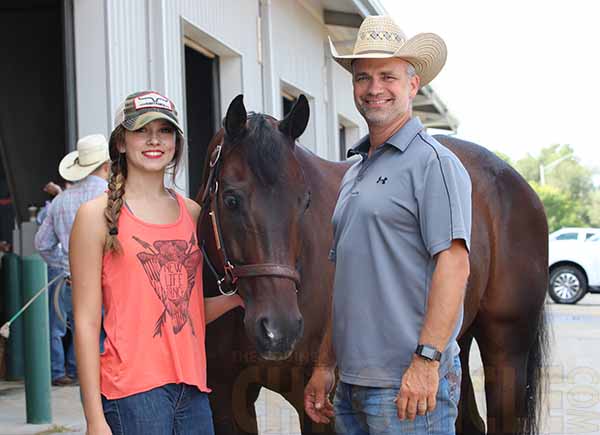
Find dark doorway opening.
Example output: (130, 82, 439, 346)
(0, 0, 73, 224)
(184, 44, 220, 199)
(339, 124, 347, 160)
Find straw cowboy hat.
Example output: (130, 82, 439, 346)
(329, 15, 447, 87)
(59, 134, 109, 181)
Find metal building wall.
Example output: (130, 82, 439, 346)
(73, 0, 366, 192)
(159, 0, 263, 114)
(74, 0, 110, 138)
(270, 1, 327, 156)
(332, 60, 368, 150)
(106, 0, 150, 112)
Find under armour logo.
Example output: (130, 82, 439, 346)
(376, 176, 388, 184)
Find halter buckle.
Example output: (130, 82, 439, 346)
(224, 261, 238, 285)
(217, 261, 238, 296)
(217, 277, 238, 296)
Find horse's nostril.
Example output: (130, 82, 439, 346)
(260, 318, 277, 341)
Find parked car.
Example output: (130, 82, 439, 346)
(549, 227, 600, 242)
(548, 231, 600, 303)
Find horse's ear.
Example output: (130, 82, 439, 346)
(279, 94, 309, 143)
(224, 94, 247, 139)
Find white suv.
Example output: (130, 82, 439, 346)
(548, 230, 600, 303)
(549, 227, 600, 242)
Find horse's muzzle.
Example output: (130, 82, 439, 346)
(253, 315, 304, 361)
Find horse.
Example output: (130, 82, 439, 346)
(196, 94, 550, 435)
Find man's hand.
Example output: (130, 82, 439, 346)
(43, 181, 62, 197)
(304, 367, 336, 424)
(396, 356, 439, 421)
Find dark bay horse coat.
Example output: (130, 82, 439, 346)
(197, 95, 549, 435)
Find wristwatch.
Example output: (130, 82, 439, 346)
(415, 344, 442, 362)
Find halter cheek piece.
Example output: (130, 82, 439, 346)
(199, 142, 301, 296)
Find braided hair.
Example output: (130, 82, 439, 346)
(104, 126, 127, 253)
(104, 124, 184, 254)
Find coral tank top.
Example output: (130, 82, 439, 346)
(100, 193, 209, 399)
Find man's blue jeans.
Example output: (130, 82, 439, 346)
(47, 266, 76, 380)
(101, 383, 214, 435)
(334, 356, 461, 434)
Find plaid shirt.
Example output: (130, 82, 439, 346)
(34, 175, 107, 273)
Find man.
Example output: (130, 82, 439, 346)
(304, 16, 471, 434)
(35, 134, 110, 386)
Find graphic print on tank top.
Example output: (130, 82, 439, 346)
(133, 234, 202, 337)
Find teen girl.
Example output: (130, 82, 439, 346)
(71, 91, 243, 435)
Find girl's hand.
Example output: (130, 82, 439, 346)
(86, 420, 113, 435)
(233, 294, 245, 309)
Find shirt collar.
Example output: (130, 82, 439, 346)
(347, 117, 425, 158)
(78, 175, 108, 187)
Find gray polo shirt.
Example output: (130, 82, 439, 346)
(330, 117, 472, 387)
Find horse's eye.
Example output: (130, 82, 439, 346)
(223, 195, 240, 210)
(304, 190, 311, 211)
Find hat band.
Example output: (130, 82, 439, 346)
(68, 156, 104, 169)
(355, 49, 397, 55)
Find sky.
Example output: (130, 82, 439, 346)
(380, 0, 600, 169)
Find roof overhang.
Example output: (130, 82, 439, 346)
(413, 85, 458, 132)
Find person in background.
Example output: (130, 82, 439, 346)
(35, 134, 110, 386)
(0, 168, 15, 254)
(36, 180, 70, 386)
(36, 181, 65, 224)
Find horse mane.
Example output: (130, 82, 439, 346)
(243, 113, 285, 186)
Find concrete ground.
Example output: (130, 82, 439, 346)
(1, 294, 600, 434)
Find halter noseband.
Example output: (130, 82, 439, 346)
(199, 142, 301, 296)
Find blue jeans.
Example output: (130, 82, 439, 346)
(101, 383, 215, 435)
(47, 267, 76, 380)
(334, 356, 461, 434)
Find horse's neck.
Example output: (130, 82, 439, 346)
(294, 145, 350, 194)
(293, 145, 348, 253)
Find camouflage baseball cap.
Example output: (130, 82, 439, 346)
(113, 90, 184, 134)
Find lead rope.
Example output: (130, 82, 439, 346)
(0, 272, 65, 339)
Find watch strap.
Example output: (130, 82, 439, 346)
(415, 344, 442, 362)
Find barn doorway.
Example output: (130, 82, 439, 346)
(184, 42, 221, 199)
(0, 0, 75, 224)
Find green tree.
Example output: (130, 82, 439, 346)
(515, 153, 542, 183)
(493, 150, 513, 166)
(529, 182, 584, 232)
(513, 144, 598, 231)
(587, 190, 600, 227)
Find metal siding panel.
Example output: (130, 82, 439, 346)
(164, 0, 262, 114)
(99, 0, 363, 181)
(106, 0, 150, 115)
(333, 61, 368, 139)
(152, 0, 261, 194)
(73, 0, 109, 136)
(272, 1, 324, 102)
(271, 0, 328, 154)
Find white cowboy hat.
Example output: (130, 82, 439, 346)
(329, 15, 447, 87)
(59, 134, 109, 181)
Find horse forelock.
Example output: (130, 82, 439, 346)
(242, 113, 289, 186)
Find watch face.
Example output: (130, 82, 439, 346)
(416, 344, 441, 361)
(421, 346, 436, 360)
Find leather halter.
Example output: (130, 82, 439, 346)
(199, 142, 301, 296)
